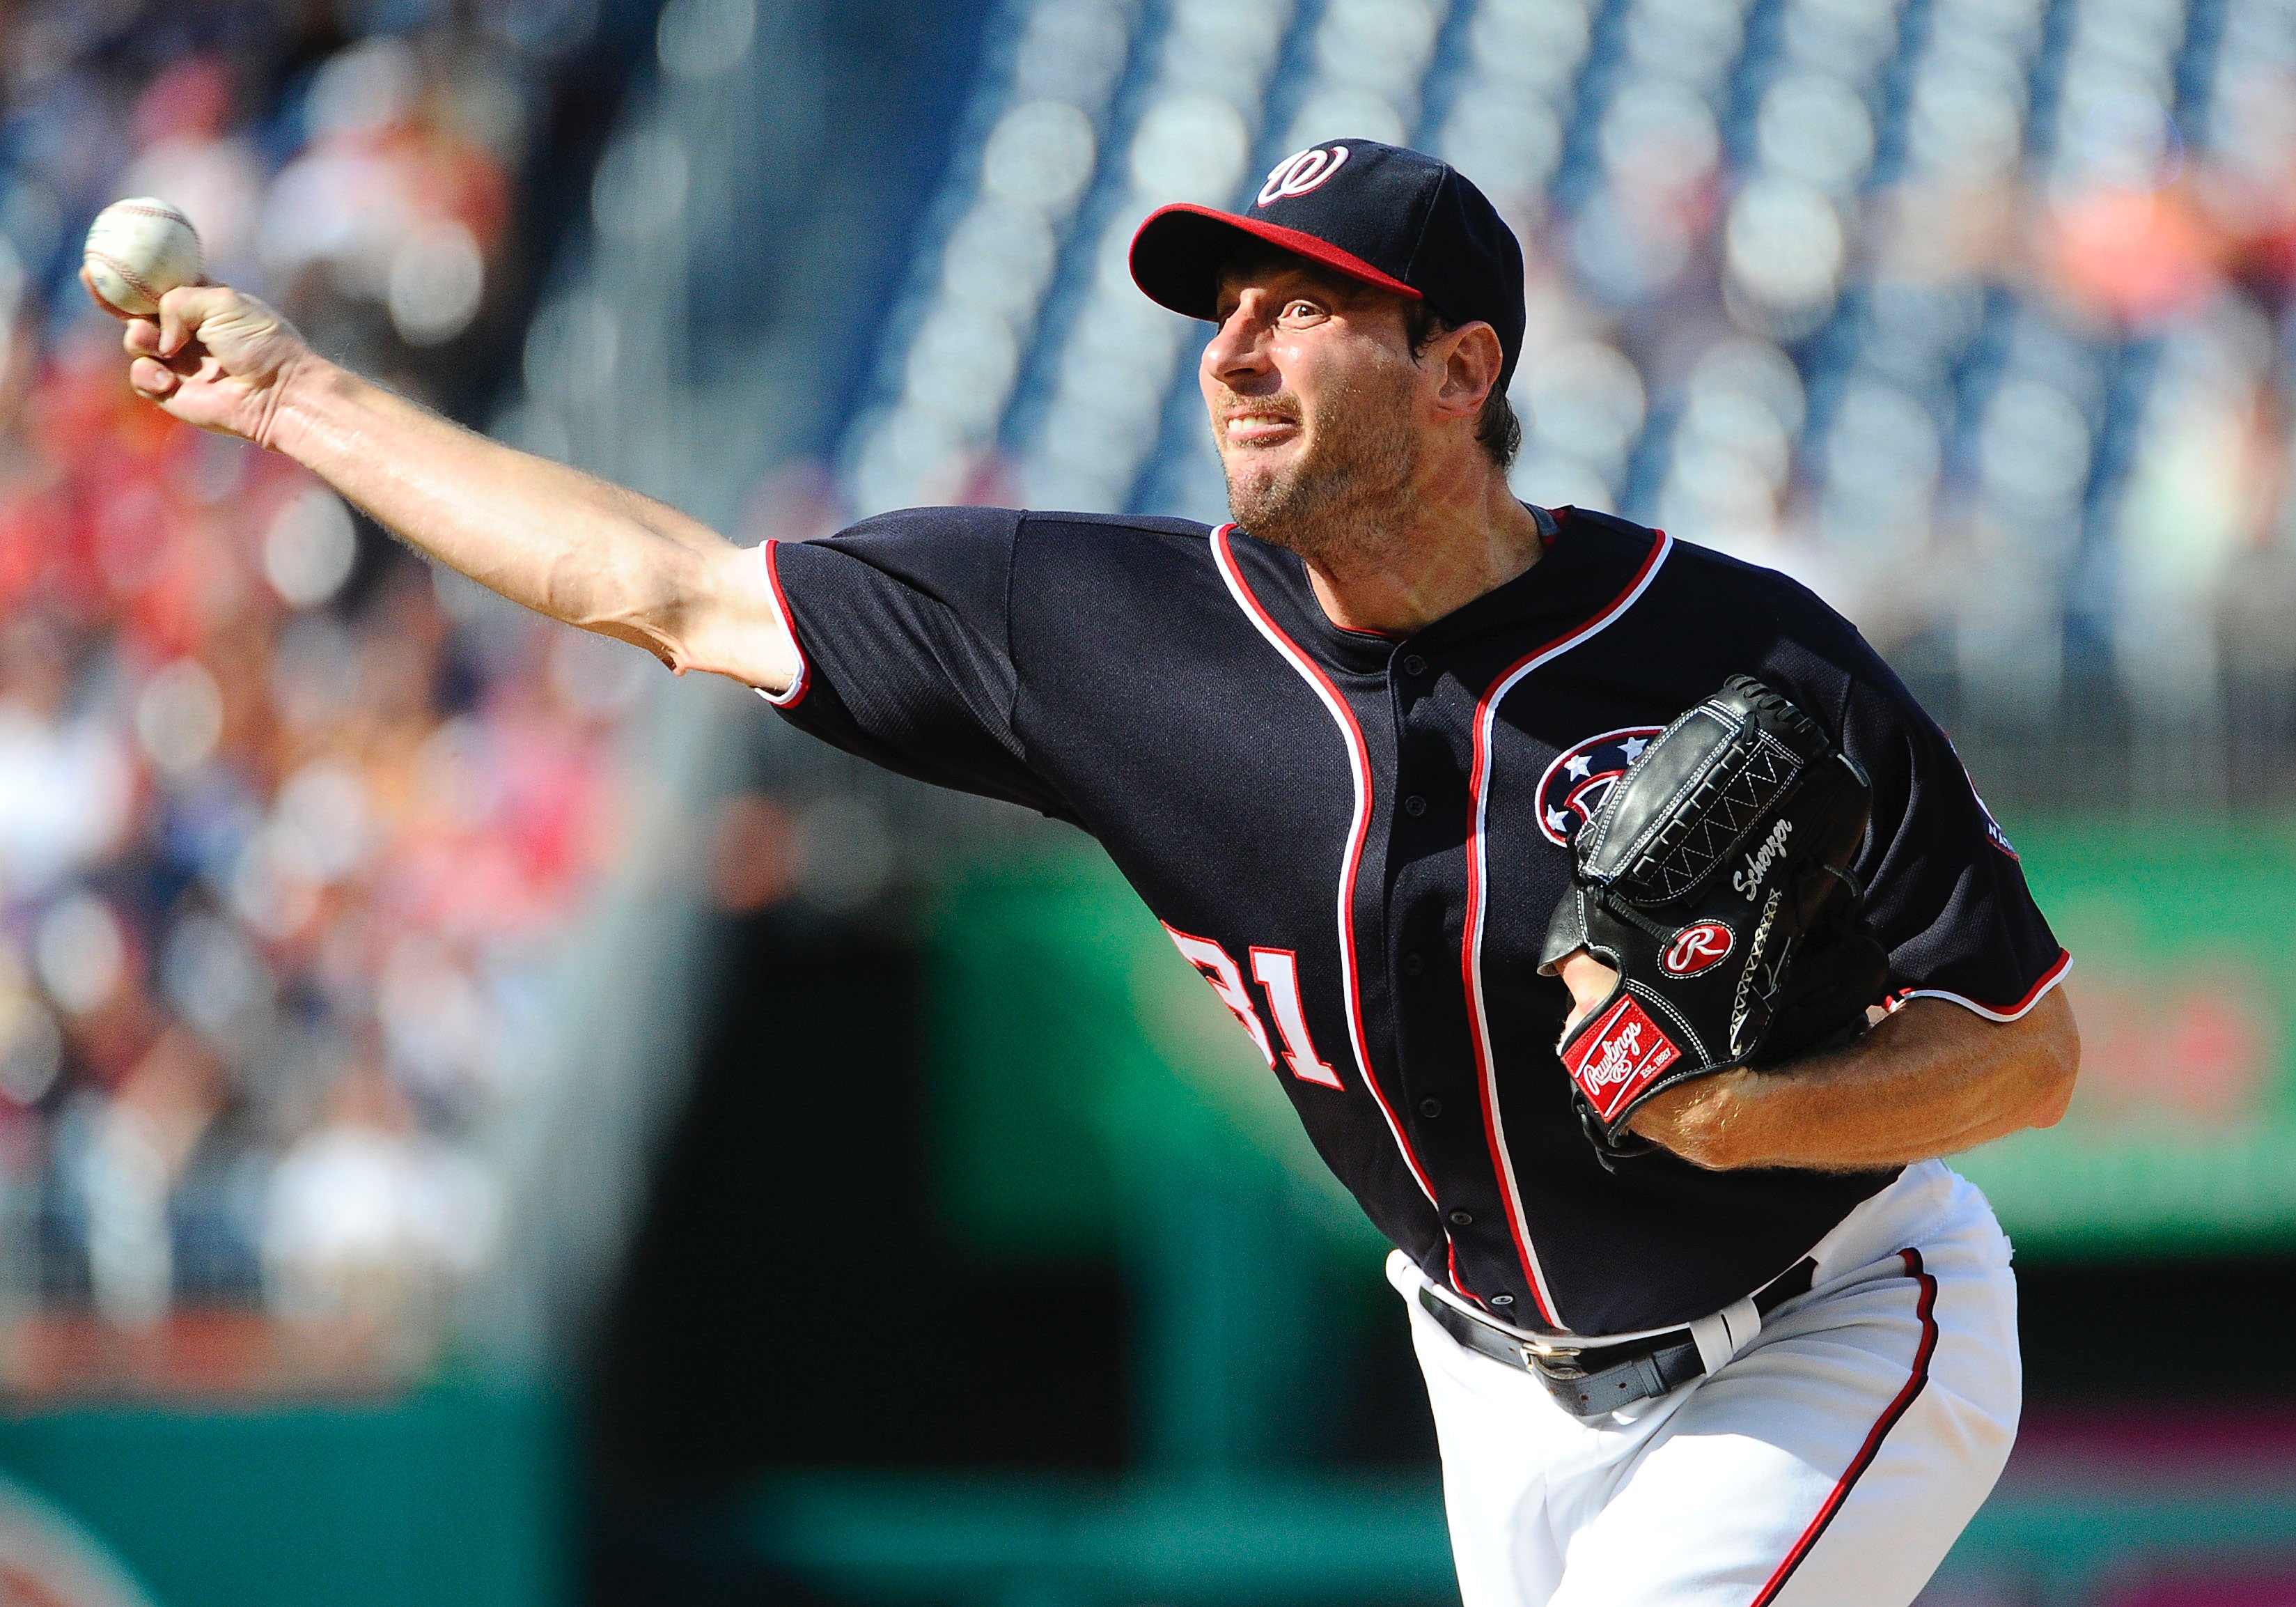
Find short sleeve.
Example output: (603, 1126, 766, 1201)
(1839, 665, 2070, 1018)
(759, 505, 1075, 820)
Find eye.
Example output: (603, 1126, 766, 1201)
(1278, 297, 1325, 325)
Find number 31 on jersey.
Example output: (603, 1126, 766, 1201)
(1163, 926, 1343, 1089)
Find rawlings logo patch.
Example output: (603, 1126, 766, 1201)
(1662, 921, 1735, 977)
(1536, 727, 1664, 846)
(1731, 817, 1793, 901)
(1561, 995, 1682, 1121)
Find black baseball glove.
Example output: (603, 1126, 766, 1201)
(1539, 676, 1889, 1162)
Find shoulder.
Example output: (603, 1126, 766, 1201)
(1580, 513, 1875, 668)
(1572, 509, 1918, 728)
(802, 506, 1217, 603)
(1017, 509, 1215, 543)
(822, 505, 1216, 564)
(829, 504, 1026, 544)
(1011, 509, 1219, 572)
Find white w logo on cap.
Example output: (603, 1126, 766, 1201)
(1257, 145, 1349, 206)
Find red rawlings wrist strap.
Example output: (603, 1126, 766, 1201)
(1561, 993, 1683, 1126)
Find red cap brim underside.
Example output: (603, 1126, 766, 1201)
(1128, 203, 1423, 321)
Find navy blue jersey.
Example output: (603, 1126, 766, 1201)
(758, 505, 2068, 1336)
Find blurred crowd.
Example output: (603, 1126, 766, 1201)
(0, 1, 643, 1386)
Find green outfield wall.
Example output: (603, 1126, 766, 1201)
(0, 1377, 566, 1607)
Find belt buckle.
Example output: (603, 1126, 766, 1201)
(1521, 1341, 1586, 1379)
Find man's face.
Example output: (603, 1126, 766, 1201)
(1201, 253, 1428, 568)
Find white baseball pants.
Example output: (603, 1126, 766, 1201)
(1391, 1160, 2020, 1607)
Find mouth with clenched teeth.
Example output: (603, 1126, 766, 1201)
(1218, 401, 1302, 449)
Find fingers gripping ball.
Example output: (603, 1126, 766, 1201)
(84, 199, 203, 317)
(1539, 676, 1890, 1163)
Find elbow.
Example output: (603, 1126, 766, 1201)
(555, 543, 703, 671)
(601, 539, 799, 690)
(2029, 1061, 2077, 1129)
(2026, 997, 2082, 1130)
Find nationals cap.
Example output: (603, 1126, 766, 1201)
(1129, 139, 1528, 386)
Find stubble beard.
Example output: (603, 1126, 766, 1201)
(1217, 368, 1421, 576)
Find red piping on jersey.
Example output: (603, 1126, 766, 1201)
(1749, 1248, 1939, 1606)
(1887, 949, 2072, 1023)
(1208, 524, 1442, 1211)
(756, 541, 810, 708)
(1446, 1241, 1479, 1301)
(1460, 529, 1673, 1327)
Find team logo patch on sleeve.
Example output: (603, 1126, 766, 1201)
(1943, 733, 2019, 858)
(1536, 727, 1666, 846)
(1561, 995, 1682, 1121)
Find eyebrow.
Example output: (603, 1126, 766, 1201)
(1214, 267, 1367, 313)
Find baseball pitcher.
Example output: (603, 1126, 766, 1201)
(104, 139, 2079, 1607)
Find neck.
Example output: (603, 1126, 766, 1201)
(1302, 458, 1547, 636)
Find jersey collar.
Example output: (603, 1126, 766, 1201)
(1230, 508, 1650, 675)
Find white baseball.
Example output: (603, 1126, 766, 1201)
(83, 198, 203, 318)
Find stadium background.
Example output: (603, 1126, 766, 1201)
(0, 0, 2293, 1602)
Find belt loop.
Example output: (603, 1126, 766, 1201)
(1689, 1295, 1761, 1376)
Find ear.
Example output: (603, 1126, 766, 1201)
(1428, 321, 1504, 427)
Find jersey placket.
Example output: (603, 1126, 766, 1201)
(1205, 525, 1451, 1243)
(1369, 641, 1537, 1317)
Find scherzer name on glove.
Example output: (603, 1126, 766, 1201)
(1540, 676, 1890, 1162)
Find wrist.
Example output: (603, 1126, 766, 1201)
(258, 350, 349, 458)
(1698, 1069, 1771, 1169)
(1647, 1068, 1764, 1170)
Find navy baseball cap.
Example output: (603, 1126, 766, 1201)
(1130, 139, 1527, 387)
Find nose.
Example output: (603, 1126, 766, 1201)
(1202, 294, 1275, 393)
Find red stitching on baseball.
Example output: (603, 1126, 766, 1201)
(85, 250, 162, 309)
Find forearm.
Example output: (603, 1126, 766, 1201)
(267, 359, 737, 670)
(1643, 991, 2080, 1171)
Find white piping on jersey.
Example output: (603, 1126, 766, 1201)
(1889, 949, 2072, 1021)
(1207, 525, 1443, 1211)
(1462, 529, 1674, 1329)
(751, 540, 810, 708)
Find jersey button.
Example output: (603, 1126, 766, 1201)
(1489, 1293, 1515, 1307)
(1400, 653, 1428, 677)
(1403, 794, 1427, 817)
(1448, 1209, 1474, 1227)
(1401, 952, 1425, 976)
(1419, 1097, 1442, 1117)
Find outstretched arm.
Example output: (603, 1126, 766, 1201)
(109, 281, 795, 691)
(1557, 951, 2081, 1171)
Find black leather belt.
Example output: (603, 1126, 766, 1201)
(1418, 1258, 1817, 1419)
